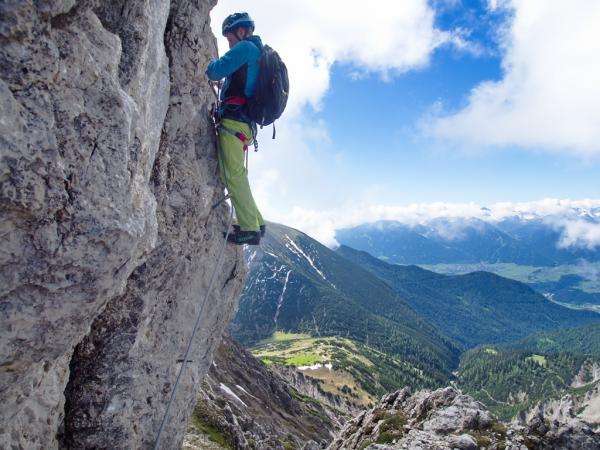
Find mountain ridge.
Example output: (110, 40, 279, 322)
(336, 244, 600, 348)
(232, 222, 461, 390)
(335, 216, 600, 266)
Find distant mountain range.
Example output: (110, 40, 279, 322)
(335, 216, 600, 266)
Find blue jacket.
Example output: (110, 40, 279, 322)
(207, 35, 263, 122)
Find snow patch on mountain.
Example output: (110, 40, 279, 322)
(298, 363, 333, 371)
(235, 384, 259, 401)
(267, 264, 288, 280)
(219, 383, 247, 407)
(285, 234, 332, 285)
(274, 269, 292, 325)
(248, 250, 258, 264)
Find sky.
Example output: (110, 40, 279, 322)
(209, 0, 600, 246)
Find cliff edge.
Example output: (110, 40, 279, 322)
(0, 1, 245, 448)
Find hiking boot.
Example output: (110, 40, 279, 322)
(234, 224, 266, 237)
(225, 229, 261, 245)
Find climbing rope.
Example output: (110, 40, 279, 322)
(152, 83, 238, 450)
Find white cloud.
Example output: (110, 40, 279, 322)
(427, 0, 600, 157)
(209, 1, 465, 219)
(210, 0, 455, 116)
(488, 198, 600, 221)
(427, 217, 488, 241)
(206, 3, 600, 252)
(556, 220, 600, 251)
(574, 259, 600, 282)
(246, 117, 332, 216)
(487, 0, 500, 11)
(281, 198, 600, 248)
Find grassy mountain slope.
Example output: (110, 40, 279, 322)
(420, 261, 600, 311)
(251, 332, 440, 409)
(232, 222, 600, 424)
(337, 245, 600, 348)
(231, 222, 460, 390)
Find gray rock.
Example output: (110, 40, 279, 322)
(1, 1, 245, 449)
(328, 387, 600, 450)
(448, 433, 478, 450)
(389, 387, 492, 434)
(273, 364, 363, 418)
(518, 396, 600, 449)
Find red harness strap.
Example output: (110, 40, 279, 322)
(235, 131, 249, 151)
(224, 96, 247, 106)
(220, 123, 250, 151)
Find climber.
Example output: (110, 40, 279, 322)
(206, 12, 265, 246)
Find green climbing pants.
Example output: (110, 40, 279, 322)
(218, 118, 264, 232)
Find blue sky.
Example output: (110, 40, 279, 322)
(210, 1, 600, 245)
(323, 62, 599, 204)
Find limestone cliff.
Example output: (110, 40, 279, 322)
(0, 1, 245, 449)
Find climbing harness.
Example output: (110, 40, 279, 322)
(219, 123, 250, 152)
(210, 90, 256, 210)
(152, 82, 239, 450)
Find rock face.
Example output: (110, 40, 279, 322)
(577, 383, 600, 427)
(187, 335, 339, 450)
(272, 365, 363, 418)
(514, 394, 600, 449)
(1, 1, 245, 449)
(328, 387, 600, 450)
(507, 379, 600, 432)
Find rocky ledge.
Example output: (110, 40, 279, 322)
(328, 387, 600, 450)
(185, 335, 343, 450)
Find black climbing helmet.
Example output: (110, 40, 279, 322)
(222, 12, 255, 36)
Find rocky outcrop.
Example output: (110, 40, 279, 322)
(273, 365, 363, 418)
(1, 1, 244, 449)
(518, 397, 600, 450)
(577, 383, 600, 427)
(508, 369, 600, 433)
(328, 387, 600, 450)
(187, 335, 339, 449)
(571, 361, 600, 388)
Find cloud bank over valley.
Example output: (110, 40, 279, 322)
(287, 199, 600, 250)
